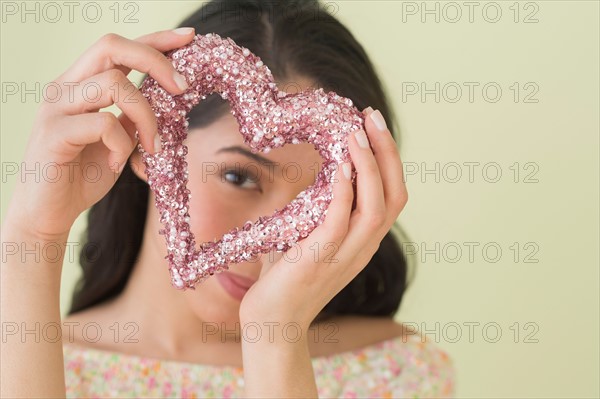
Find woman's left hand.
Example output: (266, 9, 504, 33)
(239, 107, 408, 329)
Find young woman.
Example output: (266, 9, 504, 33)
(1, 0, 455, 397)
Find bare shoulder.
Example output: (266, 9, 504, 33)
(308, 315, 421, 357)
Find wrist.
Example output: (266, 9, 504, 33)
(240, 321, 317, 398)
(3, 185, 75, 244)
(1, 218, 71, 268)
(239, 304, 315, 331)
(238, 321, 310, 348)
(240, 323, 312, 367)
(2, 214, 71, 244)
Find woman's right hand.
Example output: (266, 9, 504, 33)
(5, 28, 195, 240)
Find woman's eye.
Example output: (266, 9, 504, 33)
(222, 169, 260, 191)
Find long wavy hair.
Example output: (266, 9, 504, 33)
(69, 0, 414, 324)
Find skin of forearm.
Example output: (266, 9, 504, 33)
(1, 222, 68, 398)
(240, 320, 318, 398)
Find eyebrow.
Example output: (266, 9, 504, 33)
(216, 146, 279, 168)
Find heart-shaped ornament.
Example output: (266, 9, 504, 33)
(138, 33, 364, 290)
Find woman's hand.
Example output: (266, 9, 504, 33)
(239, 107, 408, 328)
(239, 107, 407, 398)
(3, 28, 196, 240)
(1, 29, 197, 399)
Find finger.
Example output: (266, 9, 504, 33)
(117, 113, 141, 160)
(347, 128, 386, 233)
(134, 27, 196, 52)
(363, 108, 408, 215)
(109, 28, 198, 78)
(297, 161, 354, 264)
(117, 113, 138, 145)
(56, 29, 195, 95)
(258, 250, 283, 279)
(53, 112, 135, 173)
(57, 69, 156, 154)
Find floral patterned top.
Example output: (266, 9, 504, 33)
(63, 332, 455, 398)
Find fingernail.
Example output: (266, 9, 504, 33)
(370, 110, 387, 132)
(342, 162, 351, 180)
(154, 134, 161, 153)
(173, 72, 189, 91)
(364, 106, 374, 115)
(354, 129, 369, 149)
(173, 27, 194, 35)
(118, 161, 126, 174)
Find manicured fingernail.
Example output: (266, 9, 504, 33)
(342, 162, 351, 180)
(154, 134, 161, 153)
(370, 110, 387, 132)
(118, 161, 126, 174)
(173, 27, 194, 35)
(354, 129, 369, 149)
(173, 72, 188, 91)
(364, 106, 374, 115)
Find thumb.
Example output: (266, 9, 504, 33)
(259, 249, 284, 279)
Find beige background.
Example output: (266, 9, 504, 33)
(1, 1, 598, 397)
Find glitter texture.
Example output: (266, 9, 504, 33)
(138, 33, 364, 290)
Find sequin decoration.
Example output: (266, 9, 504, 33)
(138, 33, 364, 290)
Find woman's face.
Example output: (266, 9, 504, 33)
(138, 76, 323, 327)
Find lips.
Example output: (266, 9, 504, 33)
(216, 271, 256, 301)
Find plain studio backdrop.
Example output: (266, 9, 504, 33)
(1, 1, 598, 397)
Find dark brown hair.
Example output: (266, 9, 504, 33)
(69, 0, 414, 324)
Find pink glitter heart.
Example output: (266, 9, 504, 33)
(138, 33, 363, 290)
